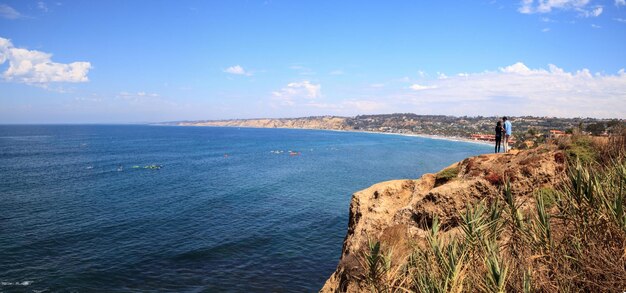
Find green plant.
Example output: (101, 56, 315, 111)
(410, 216, 468, 293)
(361, 239, 393, 292)
(435, 167, 459, 187)
(483, 240, 508, 293)
(532, 191, 553, 251)
(535, 187, 557, 209)
(565, 136, 597, 164)
(503, 180, 524, 230)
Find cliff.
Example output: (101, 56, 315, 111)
(170, 114, 619, 142)
(321, 144, 566, 292)
(178, 116, 351, 131)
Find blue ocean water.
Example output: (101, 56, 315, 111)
(0, 125, 489, 292)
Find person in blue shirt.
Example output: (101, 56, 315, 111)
(503, 116, 512, 152)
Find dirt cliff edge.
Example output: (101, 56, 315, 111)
(321, 144, 565, 292)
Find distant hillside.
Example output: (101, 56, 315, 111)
(173, 116, 351, 131)
(165, 114, 623, 140)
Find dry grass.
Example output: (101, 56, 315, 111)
(484, 171, 504, 186)
(359, 135, 626, 292)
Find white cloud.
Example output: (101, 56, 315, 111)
(271, 81, 321, 106)
(224, 65, 251, 76)
(542, 27, 551, 32)
(289, 65, 316, 76)
(539, 0, 590, 13)
(369, 83, 386, 88)
(0, 37, 92, 84)
(118, 91, 159, 99)
(615, 17, 626, 23)
(410, 84, 437, 91)
(329, 69, 344, 75)
(265, 63, 624, 118)
(616, 0, 626, 6)
(342, 100, 388, 112)
(500, 62, 532, 74)
(37, 1, 48, 12)
(395, 62, 626, 118)
(291, 81, 320, 98)
(519, 0, 602, 17)
(579, 6, 603, 17)
(0, 4, 22, 19)
(280, 99, 388, 114)
(591, 24, 601, 28)
(519, 0, 534, 13)
(591, 6, 603, 16)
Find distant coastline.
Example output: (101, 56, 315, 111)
(161, 114, 616, 148)
(319, 128, 495, 147)
(169, 123, 495, 147)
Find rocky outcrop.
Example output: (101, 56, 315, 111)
(321, 144, 566, 292)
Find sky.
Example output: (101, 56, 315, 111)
(0, 0, 625, 123)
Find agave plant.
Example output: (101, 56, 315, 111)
(360, 239, 394, 293)
(483, 239, 508, 293)
(503, 180, 524, 230)
(533, 190, 553, 251)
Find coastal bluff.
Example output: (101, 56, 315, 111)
(321, 144, 565, 292)
(177, 116, 351, 130)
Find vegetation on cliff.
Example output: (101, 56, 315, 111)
(434, 167, 459, 187)
(170, 114, 624, 143)
(356, 134, 626, 292)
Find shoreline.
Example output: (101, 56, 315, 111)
(332, 129, 495, 147)
(169, 123, 495, 147)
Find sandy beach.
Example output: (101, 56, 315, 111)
(173, 123, 496, 147)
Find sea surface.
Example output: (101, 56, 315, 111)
(0, 125, 490, 292)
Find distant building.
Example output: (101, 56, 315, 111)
(471, 134, 496, 142)
(549, 129, 567, 139)
(470, 134, 516, 144)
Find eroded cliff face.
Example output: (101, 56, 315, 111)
(321, 144, 565, 292)
(178, 116, 351, 131)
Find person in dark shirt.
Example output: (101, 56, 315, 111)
(495, 120, 503, 153)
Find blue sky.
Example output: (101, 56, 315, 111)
(0, 0, 625, 123)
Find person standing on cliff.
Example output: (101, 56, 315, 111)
(503, 116, 512, 152)
(495, 120, 503, 153)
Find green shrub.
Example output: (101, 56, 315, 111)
(435, 167, 459, 186)
(536, 187, 557, 209)
(565, 136, 597, 164)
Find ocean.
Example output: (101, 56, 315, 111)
(0, 125, 490, 292)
